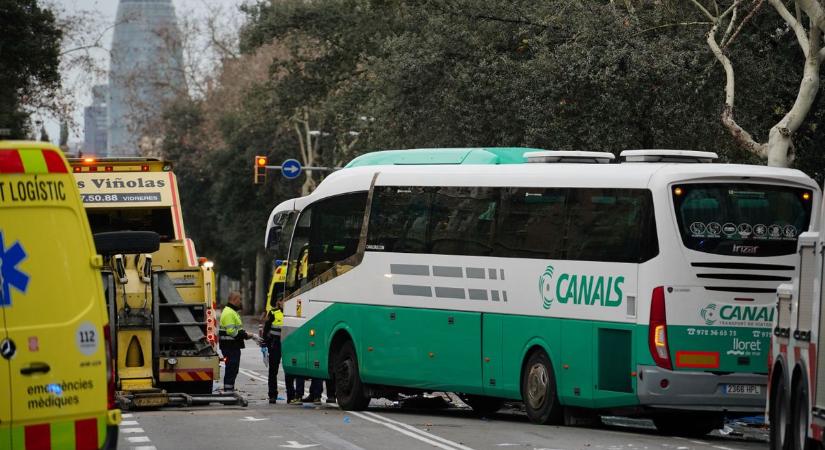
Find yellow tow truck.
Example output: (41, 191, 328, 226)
(69, 157, 246, 409)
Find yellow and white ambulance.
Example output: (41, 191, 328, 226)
(0, 141, 120, 449)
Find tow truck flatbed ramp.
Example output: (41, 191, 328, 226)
(117, 389, 248, 410)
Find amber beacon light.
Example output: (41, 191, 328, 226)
(254, 155, 268, 184)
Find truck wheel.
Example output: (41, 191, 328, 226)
(459, 394, 504, 417)
(334, 341, 370, 410)
(94, 231, 160, 255)
(771, 374, 791, 450)
(653, 413, 722, 437)
(521, 350, 563, 424)
(792, 379, 812, 450)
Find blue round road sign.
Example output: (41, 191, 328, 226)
(281, 159, 302, 180)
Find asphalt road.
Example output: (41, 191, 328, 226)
(117, 340, 769, 450)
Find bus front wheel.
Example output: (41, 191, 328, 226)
(334, 340, 370, 410)
(521, 350, 563, 425)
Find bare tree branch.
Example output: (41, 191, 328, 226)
(724, 0, 764, 49)
(632, 21, 712, 36)
(768, 0, 810, 56)
(706, 23, 768, 158)
(691, 0, 716, 21)
(721, 3, 738, 46)
(719, 1, 742, 21)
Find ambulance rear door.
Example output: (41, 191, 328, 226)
(2, 147, 108, 448)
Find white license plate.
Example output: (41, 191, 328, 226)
(725, 384, 761, 395)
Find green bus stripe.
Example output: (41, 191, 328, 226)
(19, 149, 48, 173)
(98, 416, 106, 446)
(51, 420, 74, 449)
(11, 426, 24, 450)
(0, 427, 10, 449)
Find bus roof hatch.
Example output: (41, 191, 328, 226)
(524, 150, 615, 164)
(620, 149, 718, 163)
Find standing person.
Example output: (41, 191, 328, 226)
(219, 291, 254, 393)
(286, 373, 306, 405)
(261, 298, 283, 404)
(304, 378, 336, 405)
(263, 261, 307, 404)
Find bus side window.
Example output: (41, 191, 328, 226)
(286, 192, 367, 294)
(285, 209, 312, 296)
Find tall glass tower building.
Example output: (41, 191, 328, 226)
(108, 0, 185, 156)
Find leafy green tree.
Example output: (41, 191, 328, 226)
(0, 0, 61, 138)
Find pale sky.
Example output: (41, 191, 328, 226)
(45, 0, 249, 146)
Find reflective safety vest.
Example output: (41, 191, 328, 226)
(269, 310, 284, 337)
(220, 305, 243, 339)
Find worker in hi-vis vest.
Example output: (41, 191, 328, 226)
(219, 291, 255, 392)
(262, 260, 294, 403)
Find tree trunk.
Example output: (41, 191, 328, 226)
(765, 30, 821, 167)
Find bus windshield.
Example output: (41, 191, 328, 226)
(673, 183, 813, 257)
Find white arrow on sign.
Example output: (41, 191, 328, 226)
(240, 416, 268, 422)
(284, 165, 299, 174)
(279, 441, 319, 449)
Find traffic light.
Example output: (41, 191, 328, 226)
(254, 155, 267, 184)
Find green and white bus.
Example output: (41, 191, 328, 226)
(271, 149, 819, 435)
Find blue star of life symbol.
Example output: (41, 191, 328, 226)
(0, 230, 30, 307)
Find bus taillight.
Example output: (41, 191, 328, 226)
(649, 286, 672, 370)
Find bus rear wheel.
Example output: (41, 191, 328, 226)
(771, 374, 790, 450)
(334, 340, 370, 410)
(792, 379, 812, 450)
(521, 350, 563, 425)
(653, 413, 722, 437)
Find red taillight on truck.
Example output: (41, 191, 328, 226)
(206, 307, 217, 346)
(648, 286, 672, 370)
(103, 323, 116, 409)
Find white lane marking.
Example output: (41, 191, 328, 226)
(675, 437, 710, 446)
(279, 441, 320, 448)
(239, 368, 268, 382)
(364, 411, 473, 450)
(675, 437, 742, 450)
(120, 420, 139, 426)
(126, 436, 151, 443)
(350, 411, 467, 450)
(244, 366, 467, 449)
(363, 411, 474, 450)
(241, 416, 269, 422)
(121, 428, 145, 434)
(132, 447, 156, 450)
(121, 413, 134, 418)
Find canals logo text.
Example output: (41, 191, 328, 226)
(699, 303, 774, 326)
(539, 265, 624, 309)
